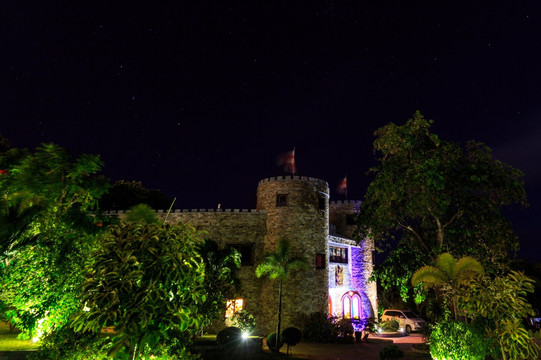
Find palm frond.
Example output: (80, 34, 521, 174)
(276, 238, 290, 259)
(411, 265, 448, 289)
(287, 257, 308, 273)
(435, 253, 456, 279)
(454, 256, 484, 282)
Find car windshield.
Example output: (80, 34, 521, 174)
(402, 311, 419, 318)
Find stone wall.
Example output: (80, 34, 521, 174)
(256, 176, 330, 334)
(106, 176, 377, 336)
(329, 200, 361, 238)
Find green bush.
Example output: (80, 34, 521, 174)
(429, 321, 488, 360)
(379, 344, 404, 360)
(231, 310, 256, 334)
(335, 318, 354, 336)
(216, 327, 242, 350)
(30, 326, 111, 360)
(280, 327, 302, 346)
(380, 319, 399, 332)
(266, 333, 283, 352)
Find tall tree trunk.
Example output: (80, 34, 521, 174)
(452, 297, 458, 320)
(276, 278, 283, 350)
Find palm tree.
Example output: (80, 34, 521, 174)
(256, 238, 307, 350)
(411, 253, 484, 320)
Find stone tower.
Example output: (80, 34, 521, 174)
(329, 200, 378, 318)
(256, 176, 330, 334)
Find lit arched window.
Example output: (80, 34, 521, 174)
(341, 291, 362, 319)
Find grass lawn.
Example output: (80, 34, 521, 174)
(0, 322, 39, 351)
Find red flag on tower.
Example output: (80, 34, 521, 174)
(337, 176, 348, 199)
(277, 147, 296, 174)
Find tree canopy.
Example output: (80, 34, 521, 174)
(72, 222, 208, 359)
(411, 252, 484, 319)
(99, 180, 172, 210)
(0, 143, 109, 339)
(357, 111, 527, 274)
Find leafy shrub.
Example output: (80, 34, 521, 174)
(216, 327, 242, 350)
(430, 321, 488, 360)
(231, 310, 256, 334)
(300, 312, 336, 343)
(335, 318, 354, 343)
(379, 344, 404, 360)
(266, 333, 283, 352)
(33, 326, 198, 360)
(380, 319, 399, 332)
(30, 326, 111, 360)
(280, 327, 302, 346)
(360, 317, 378, 333)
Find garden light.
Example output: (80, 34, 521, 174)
(241, 332, 249, 340)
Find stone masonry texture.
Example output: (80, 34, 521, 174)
(109, 176, 377, 336)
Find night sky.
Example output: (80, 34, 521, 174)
(2, 2, 540, 261)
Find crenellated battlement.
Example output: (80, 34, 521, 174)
(104, 209, 265, 214)
(329, 200, 362, 205)
(258, 175, 328, 187)
(102, 174, 376, 336)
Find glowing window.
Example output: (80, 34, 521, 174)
(330, 246, 348, 263)
(342, 292, 362, 319)
(343, 296, 351, 319)
(328, 295, 332, 317)
(225, 299, 244, 318)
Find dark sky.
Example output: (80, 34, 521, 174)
(2, 2, 540, 261)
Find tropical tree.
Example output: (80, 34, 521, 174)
(198, 239, 241, 330)
(99, 180, 172, 210)
(357, 111, 527, 275)
(0, 143, 109, 339)
(255, 238, 307, 350)
(459, 271, 539, 360)
(411, 253, 484, 320)
(71, 222, 207, 360)
(124, 203, 160, 224)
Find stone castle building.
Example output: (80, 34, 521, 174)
(112, 175, 377, 335)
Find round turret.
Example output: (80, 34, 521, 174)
(256, 176, 330, 334)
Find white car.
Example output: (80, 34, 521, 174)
(381, 309, 426, 333)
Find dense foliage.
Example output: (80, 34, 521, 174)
(71, 222, 207, 359)
(460, 270, 539, 360)
(0, 143, 109, 339)
(199, 239, 240, 330)
(429, 321, 488, 360)
(371, 242, 427, 305)
(357, 111, 526, 277)
(379, 319, 399, 332)
(99, 180, 172, 210)
(231, 310, 256, 334)
(411, 253, 484, 320)
(124, 203, 160, 224)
